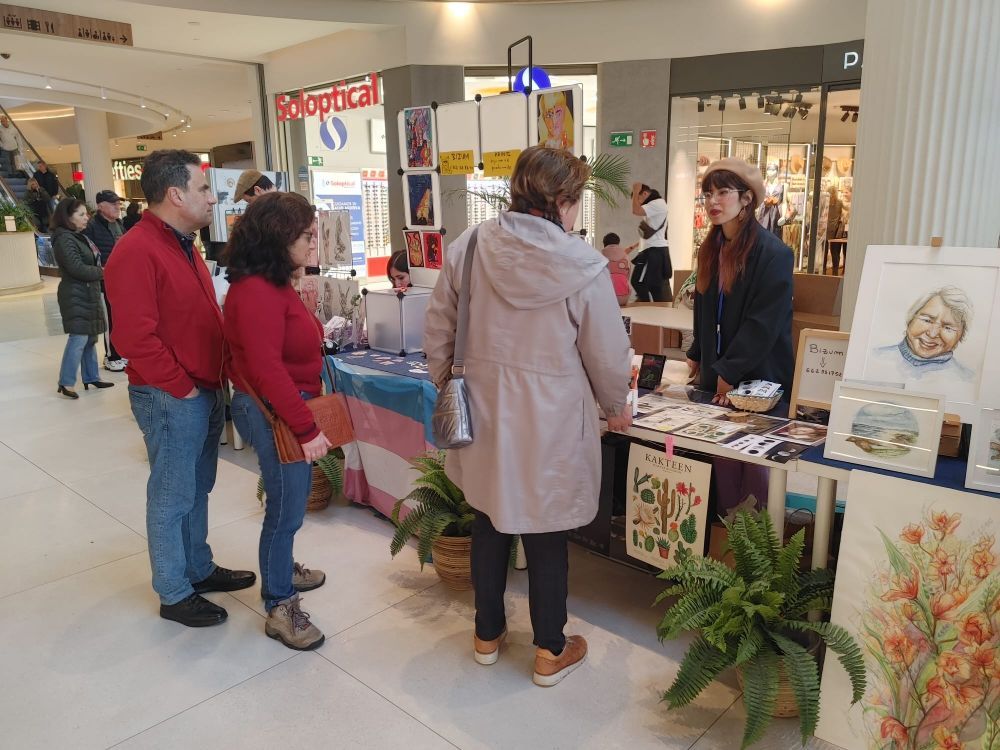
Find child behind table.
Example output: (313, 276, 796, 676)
(602, 232, 636, 306)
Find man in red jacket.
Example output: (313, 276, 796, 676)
(105, 150, 255, 628)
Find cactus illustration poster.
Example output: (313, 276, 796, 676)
(624, 444, 711, 569)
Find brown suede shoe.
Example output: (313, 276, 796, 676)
(265, 595, 325, 651)
(292, 562, 326, 592)
(473, 628, 507, 666)
(533, 635, 587, 687)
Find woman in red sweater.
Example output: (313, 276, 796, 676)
(224, 192, 331, 651)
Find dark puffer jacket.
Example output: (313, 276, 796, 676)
(83, 214, 124, 267)
(52, 227, 106, 336)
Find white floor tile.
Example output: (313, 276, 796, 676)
(689, 695, 846, 750)
(0, 484, 147, 598)
(0, 442, 58, 500)
(114, 653, 457, 750)
(0, 554, 297, 749)
(67, 459, 264, 538)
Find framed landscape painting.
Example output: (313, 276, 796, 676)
(966, 406, 1000, 493)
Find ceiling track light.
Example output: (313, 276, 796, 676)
(852, 112, 858, 122)
(756, 95, 764, 109)
(784, 106, 796, 118)
(738, 96, 747, 110)
(793, 93, 803, 103)
(697, 99, 705, 113)
(799, 107, 809, 120)
(718, 97, 726, 112)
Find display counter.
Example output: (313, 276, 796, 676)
(0, 232, 43, 295)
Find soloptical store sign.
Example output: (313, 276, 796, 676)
(277, 74, 381, 122)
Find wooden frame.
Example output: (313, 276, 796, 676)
(788, 328, 849, 416)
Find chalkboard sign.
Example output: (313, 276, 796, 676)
(789, 328, 849, 415)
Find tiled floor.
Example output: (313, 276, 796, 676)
(0, 280, 842, 749)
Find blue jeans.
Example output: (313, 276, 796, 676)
(58, 334, 99, 388)
(129, 385, 223, 605)
(231, 390, 312, 611)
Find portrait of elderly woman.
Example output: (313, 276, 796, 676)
(870, 286, 975, 383)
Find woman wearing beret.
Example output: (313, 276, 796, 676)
(686, 157, 794, 509)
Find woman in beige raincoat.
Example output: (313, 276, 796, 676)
(424, 146, 632, 687)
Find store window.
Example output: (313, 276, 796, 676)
(276, 74, 390, 274)
(669, 83, 860, 276)
(463, 70, 598, 242)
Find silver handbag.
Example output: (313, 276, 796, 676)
(431, 227, 479, 449)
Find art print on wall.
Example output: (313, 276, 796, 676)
(403, 230, 423, 268)
(421, 231, 443, 270)
(824, 382, 944, 478)
(844, 246, 1000, 422)
(402, 172, 441, 230)
(624, 444, 711, 570)
(399, 106, 436, 170)
(816, 470, 1000, 750)
(966, 406, 1000, 493)
(317, 209, 352, 268)
(528, 85, 583, 157)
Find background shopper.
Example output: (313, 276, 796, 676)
(84, 190, 127, 371)
(424, 145, 632, 687)
(685, 157, 794, 512)
(601, 232, 635, 306)
(32, 160, 60, 208)
(51, 198, 113, 399)
(0, 115, 19, 174)
(224, 191, 330, 652)
(25, 178, 51, 231)
(630, 182, 672, 302)
(105, 149, 255, 628)
(386, 249, 410, 289)
(123, 200, 143, 231)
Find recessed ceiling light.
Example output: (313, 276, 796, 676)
(140, 97, 146, 108)
(44, 77, 53, 89)
(100, 86, 107, 99)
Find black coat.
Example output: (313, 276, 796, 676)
(52, 227, 106, 336)
(83, 215, 124, 267)
(33, 169, 59, 198)
(687, 228, 794, 393)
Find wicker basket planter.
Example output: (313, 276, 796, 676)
(431, 535, 472, 590)
(735, 664, 800, 718)
(307, 465, 331, 512)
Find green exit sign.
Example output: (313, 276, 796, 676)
(609, 131, 633, 147)
(136, 143, 147, 152)
(308, 156, 324, 167)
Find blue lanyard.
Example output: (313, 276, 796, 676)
(716, 289, 724, 355)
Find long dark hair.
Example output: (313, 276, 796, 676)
(224, 192, 314, 286)
(696, 170, 760, 294)
(50, 198, 86, 232)
(387, 250, 409, 284)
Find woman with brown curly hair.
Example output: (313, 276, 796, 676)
(424, 146, 632, 687)
(224, 191, 330, 651)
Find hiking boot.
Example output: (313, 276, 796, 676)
(292, 562, 326, 592)
(474, 628, 507, 666)
(160, 593, 228, 627)
(533, 635, 587, 687)
(265, 595, 325, 651)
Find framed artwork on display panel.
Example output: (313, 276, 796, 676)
(401, 172, 441, 230)
(816, 470, 1000, 749)
(842, 245, 1000, 423)
(397, 106, 437, 170)
(966, 406, 1000, 493)
(824, 381, 944, 478)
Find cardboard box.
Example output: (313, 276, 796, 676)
(793, 273, 842, 316)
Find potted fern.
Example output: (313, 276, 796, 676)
(654, 510, 866, 749)
(390, 452, 475, 590)
(256, 447, 345, 512)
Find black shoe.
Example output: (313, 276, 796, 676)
(57, 385, 79, 399)
(83, 381, 115, 390)
(192, 566, 257, 594)
(159, 593, 228, 627)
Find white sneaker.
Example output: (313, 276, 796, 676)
(104, 358, 126, 372)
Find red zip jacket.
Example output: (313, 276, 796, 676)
(104, 212, 224, 397)
(225, 276, 323, 443)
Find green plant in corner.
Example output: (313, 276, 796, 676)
(0, 197, 38, 232)
(654, 509, 865, 749)
(390, 451, 474, 568)
(256, 447, 345, 505)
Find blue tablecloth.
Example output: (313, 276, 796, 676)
(800, 444, 1000, 500)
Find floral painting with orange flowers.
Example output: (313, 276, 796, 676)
(816, 471, 1000, 750)
(624, 444, 711, 570)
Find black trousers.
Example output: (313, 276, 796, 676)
(101, 286, 121, 362)
(471, 509, 568, 653)
(631, 246, 673, 302)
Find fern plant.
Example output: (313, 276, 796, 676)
(458, 152, 631, 214)
(0, 197, 39, 232)
(654, 510, 865, 749)
(256, 447, 345, 505)
(390, 451, 474, 568)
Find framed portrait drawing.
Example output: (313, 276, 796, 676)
(397, 106, 437, 170)
(966, 406, 1000, 493)
(824, 382, 944, 478)
(401, 172, 441, 230)
(528, 85, 584, 157)
(843, 245, 1000, 422)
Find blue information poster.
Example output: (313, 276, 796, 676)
(311, 171, 366, 270)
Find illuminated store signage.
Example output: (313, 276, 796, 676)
(277, 74, 381, 121)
